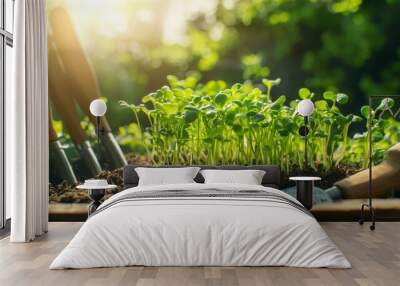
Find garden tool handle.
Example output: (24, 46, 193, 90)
(49, 7, 111, 132)
(48, 35, 87, 145)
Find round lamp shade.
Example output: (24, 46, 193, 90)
(297, 99, 314, 117)
(89, 99, 107, 117)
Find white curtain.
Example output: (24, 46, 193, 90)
(7, 0, 49, 242)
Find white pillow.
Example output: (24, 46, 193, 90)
(135, 167, 200, 186)
(200, 169, 266, 185)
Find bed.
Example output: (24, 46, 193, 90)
(50, 165, 350, 269)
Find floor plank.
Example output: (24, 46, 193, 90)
(0, 222, 399, 286)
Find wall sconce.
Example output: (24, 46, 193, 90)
(89, 99, 107, 158)
(297, 99, 314, 171)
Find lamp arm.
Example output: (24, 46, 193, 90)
(95, 116, 106, 136)
(304, 116, 308, 171)
(95, 116, 106, 162)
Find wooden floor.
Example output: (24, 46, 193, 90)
(0, 222, 399, 286)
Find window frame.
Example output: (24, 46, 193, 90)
(0, 0, 14, 231)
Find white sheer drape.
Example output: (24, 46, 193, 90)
(7, 0, 49, 242)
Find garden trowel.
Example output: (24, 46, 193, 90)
(49, 112, 77, 184)
(334, 143, 400, 199)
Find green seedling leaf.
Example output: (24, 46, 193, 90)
(157, 103, 178, 114)
(215, 92, 228, 106)
(289, 100, 298, 109)
(184, 105, 199, 111)
(323, 91, 336, 102)
(350, 115, 363, 123)
(299, 88, 311, 99)
(235, 113, 247, 120)
(373, 132, 384, 141)
(142, 93, 155, 103)
(278, 129, 290, 136)
(225, 109, 237, 125)
(167, 75, 179, 87)
(243, 99, 253, 106)
(213, 118, 223, 126)
(246, 111, 258, 118)
(232, 124, 243, 134)
(161, 86, 170, 93)
(270, 102, 281, 110)
(314, 130, 327, 138)
(201, 104, 215, 111)
(270, 96, 286, 110)
(249, 88, 262, 99)
(262, 78, 281, 88)
(223, 103, 234, 112)
(376, 98, 395, 111)
(159, 128, 172, 137)
(184, 76, 198, 88)
(353, 132, 367, 139)
(275, 95, 286, 105)
(183, 109, 199, 124)
(262, 79, 270, 88)
(206, 110, 216, 118)
(322, 117, 333, 124)
(119, 100, 131, 109)
(336, 93, 349, 104)
(315, 100, 329, 110)
(272, 78, 281, 86)
(232, 100, 243, 107)
(193, 96, 202, 104)
(231, 83, 242, 92)
(361, 105, 370, 118)
(251, 113, 265, 123)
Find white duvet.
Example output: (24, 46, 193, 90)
(50, 183, 351, 269)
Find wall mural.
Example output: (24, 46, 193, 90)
(47, 0, 400, 221)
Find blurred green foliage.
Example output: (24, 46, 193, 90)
(193, 0, 400, 116)
(48, 0, 400, 130)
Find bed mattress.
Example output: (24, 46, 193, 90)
(50, 183, 351, 269)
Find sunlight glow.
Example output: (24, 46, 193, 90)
(48, 0, 218, 48)
(163, 0, 217, 44)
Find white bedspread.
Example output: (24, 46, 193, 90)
(50, 183, 351, 269)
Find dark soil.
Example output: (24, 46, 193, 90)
(49, 155, 360, 203)
(49, 154, 150, 203)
